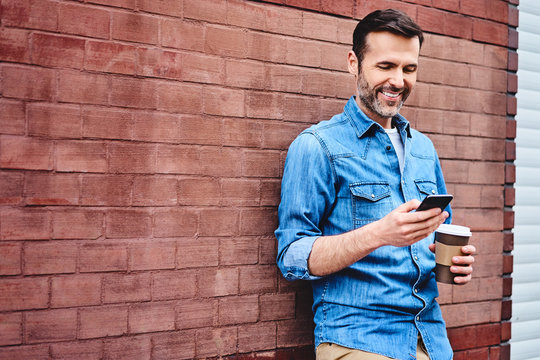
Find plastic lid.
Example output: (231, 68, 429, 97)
(436, 224, 472, 237)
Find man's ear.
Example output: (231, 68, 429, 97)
(347, 51, 358, 76)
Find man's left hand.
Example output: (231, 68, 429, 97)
(428, 244, 476, 285)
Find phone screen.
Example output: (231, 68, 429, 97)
(416, 194, 453, 212)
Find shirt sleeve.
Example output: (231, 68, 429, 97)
(275, 132, 336, 281)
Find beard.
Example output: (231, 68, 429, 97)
(356, 72, 410, 120)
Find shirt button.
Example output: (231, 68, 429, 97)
(371, 194, 375, 198)
(414, 256, 418, 260)
(432, 189, 436, 194)
(414, 288, 418, 293)
(416, 316, 420, 321)
(401, 180, 405, 185)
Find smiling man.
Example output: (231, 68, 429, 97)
(275, 9, 476, 360)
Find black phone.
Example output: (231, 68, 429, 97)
(416, 194, 453, 212)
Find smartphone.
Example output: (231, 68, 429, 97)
(416, 194, 453, 212)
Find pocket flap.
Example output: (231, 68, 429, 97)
(350, 183, 390, 201)
(415, 180, 437, 196)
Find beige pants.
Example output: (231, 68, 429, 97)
(316, 336, 430, 360)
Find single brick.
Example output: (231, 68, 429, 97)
(24, 241, 77, 275)
(129, 302, 175, 334)
(1, 65, 55, 101)
(0, 243, 21, 275)
(103, 336, 151, 360)
(52, 209, 103, 240)
(80, 242, 128, 273)
(176, 299, 216, 330)
(152, 270, 197, 301)
(28, 103, 81, 139)
(25, 309, 77, 343)
(129, 240, 176, 271)
(195, 327, 237, 358)
(81, 175, 132, 206)
(58, 2, 110, 39)
(0, 99, 25, 135)
(153, 208, 198, 238)
(218, 295, 258, 325)
(51, 274, 102, 308)
(56, 141, 108, 173)
(103, 273, 151, 304)
(57, 70, 109, 105)
(0, 136, 53, 171)
(85, 40, 137, 75)
(0, 278, 49, 311)
(106, 209, 152, 238)
(0, 28, 30, 64)
(23, 173, 80, 206)
(112, 11, 158, 44)
(0, 208, 50, 240)
(79, 306, 128, 339)
(31, 33, 85, 68)
(152, 331, 196, 360)
(0, 312, 22, 346)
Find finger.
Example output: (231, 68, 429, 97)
(452, 255, 475, 265)
(428, 243, 435, 253)
(450, 265, 473, 275)
(405, 212, 446, 237)
(411, 213, 448, 235)
(398, 199, 422, 213)
(405, 222, 442, 244)
(461, 245, 476, 255)
(453, 274, 471, 285)
(412, 209, 449, 226)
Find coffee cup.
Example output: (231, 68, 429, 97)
(434, 224, 472, 284)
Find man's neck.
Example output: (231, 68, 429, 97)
(355, 97, 393, 129)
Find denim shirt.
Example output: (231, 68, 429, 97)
(275, 97, 453, 360)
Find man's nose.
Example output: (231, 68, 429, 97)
(388, 70, 405, 89)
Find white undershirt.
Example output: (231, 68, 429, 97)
(385, 128, 404, 172)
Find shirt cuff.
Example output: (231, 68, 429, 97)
(281, 236, 322, 281)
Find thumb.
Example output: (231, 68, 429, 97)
(397, 199, 421, 213)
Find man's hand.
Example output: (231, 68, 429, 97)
(309, 199, 448, 277)
(365, 199, 449, 248)
(429, 243, 476, 285)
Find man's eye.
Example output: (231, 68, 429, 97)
(404, 67, 417, 73)
(378, 65, 391, 70)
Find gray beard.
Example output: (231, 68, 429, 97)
(356, 75, 406, 120)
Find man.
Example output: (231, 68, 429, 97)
(275, 9, 476, 360)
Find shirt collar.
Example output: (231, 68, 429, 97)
(343, 96, 412, 139)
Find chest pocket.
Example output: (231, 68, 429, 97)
(350, 182, 392, 227)
(414, 180, 438, 200)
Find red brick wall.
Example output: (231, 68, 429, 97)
(0, 0, 516, 359)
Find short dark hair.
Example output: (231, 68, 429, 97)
(352, 9, 424, 67)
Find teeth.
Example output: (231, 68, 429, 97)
(382, 91, 400, 98)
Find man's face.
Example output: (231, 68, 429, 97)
(351, 32, 420, 127)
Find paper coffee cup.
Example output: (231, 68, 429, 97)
(434, 224, 472, 284)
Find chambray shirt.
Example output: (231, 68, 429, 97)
(275, 97, 453, 360)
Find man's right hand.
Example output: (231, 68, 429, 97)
(365, 199, 448, 249)
(308, 199, 447, 276)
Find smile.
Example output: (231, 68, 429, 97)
(381, 91, 401, 99)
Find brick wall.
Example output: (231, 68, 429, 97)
(0, 0, 516, 359)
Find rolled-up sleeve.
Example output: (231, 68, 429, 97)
(275, 132, 335, 281)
